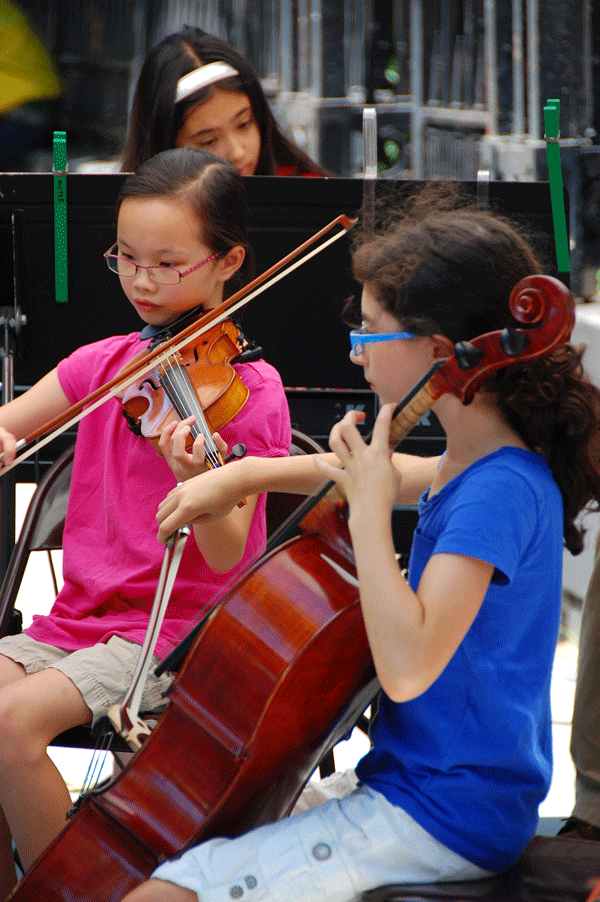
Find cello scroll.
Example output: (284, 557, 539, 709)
(387, 275, 575, 450)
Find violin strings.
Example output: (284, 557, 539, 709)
(156, 348, 222, 469)
(165, 366, 221, 469)
(2, 219, 355, 478)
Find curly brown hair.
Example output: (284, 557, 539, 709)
(350, 184, 600, 554)
(490, 347, 600, 554)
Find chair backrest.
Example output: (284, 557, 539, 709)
(289, 429, 325, 456)
(0, 443, 75, 637)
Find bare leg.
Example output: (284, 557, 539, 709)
(0, 661, 91, 883)
(0, 806, 18, 897)
(0, 654, 30, 896)
(121, 878, 197, 902)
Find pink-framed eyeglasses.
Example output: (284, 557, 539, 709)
(103, 245, 219, 285)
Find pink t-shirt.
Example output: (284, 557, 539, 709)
(25, 332, 291, 659)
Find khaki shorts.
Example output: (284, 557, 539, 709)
(0, 633, 174, 723)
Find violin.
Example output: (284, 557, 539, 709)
(5, 275, 575, 902)
(117, 318, 250, 464)
(1, 214, 356, 476)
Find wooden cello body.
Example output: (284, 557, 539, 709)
(9, 494, 378, 901)
(8, 274, 575, 901)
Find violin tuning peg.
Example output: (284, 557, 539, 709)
(224, 443, 247, 463)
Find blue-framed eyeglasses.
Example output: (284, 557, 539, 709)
(349, 329, 419, 357)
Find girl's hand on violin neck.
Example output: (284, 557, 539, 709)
(158, 417, 227, 482)
(315, 405, 402, 520)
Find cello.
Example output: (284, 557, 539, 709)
(5, 274, 575, 901)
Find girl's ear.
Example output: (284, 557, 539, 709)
(215, 246, 245, 283)
(430, 333, 454, 360)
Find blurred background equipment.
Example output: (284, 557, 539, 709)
(11, 0, 600, 298)
(0, 0, 63, 171)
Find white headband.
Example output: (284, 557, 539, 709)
(175, 61, 239, 103)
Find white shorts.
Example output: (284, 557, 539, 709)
(152, 772, 493, 902)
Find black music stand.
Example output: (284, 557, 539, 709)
(0, 174, 562, 578)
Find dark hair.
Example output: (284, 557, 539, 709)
(121, 26, 328, 176)
(351, 184, 600, 555)
(117, 147, 255, 294)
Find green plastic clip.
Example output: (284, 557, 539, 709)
(543, 99, 570, 274)
(53, 131, 68, 302)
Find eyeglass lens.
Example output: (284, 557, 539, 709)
(106, 255, 180, 284)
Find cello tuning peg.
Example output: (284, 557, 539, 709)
(454, 341, 485, 370)
(500, 328, 530, 357)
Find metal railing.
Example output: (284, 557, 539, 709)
(20, 0, 596, 181)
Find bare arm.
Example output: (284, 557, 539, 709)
(0, 369, 71, 465)
(189, 492, 259, 572)
(157, 416, 260, 572)
(156, 419, 441, 544)
(155, 450, 341, 543)
(391, 451, 440, 504)
(316, 405, 492, 701)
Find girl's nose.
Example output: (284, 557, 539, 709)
(132, 267, 158, 291)
(350, 346, 365, 365)
(225, 134, 245, 163)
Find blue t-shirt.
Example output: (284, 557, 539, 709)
(355, 447, 564, 872)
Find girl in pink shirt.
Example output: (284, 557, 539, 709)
(0, 146, 290, 893)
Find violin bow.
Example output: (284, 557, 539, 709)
(1, 214, 357, 476)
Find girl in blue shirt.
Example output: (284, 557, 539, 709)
(122, 185, 600, 902)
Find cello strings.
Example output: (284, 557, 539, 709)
(78, 732, 114, 798)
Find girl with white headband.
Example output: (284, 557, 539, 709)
(121, 26, 328, 177)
